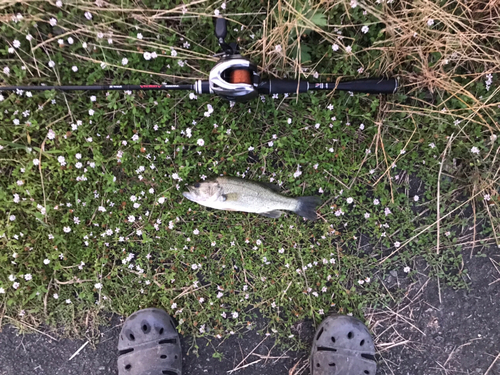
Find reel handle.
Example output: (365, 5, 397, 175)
(214, 17, 227, 42)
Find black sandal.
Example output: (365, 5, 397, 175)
(117, 308, 182, 375)
(310, 314, 377, 375)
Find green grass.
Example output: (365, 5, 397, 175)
(1, 0, 499, 348)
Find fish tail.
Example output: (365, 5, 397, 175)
(295, 196, 322, 221)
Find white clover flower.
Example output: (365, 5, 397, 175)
(470, 146, 480, 154)
(197, 138, 205, 146)
(345, 45, 352, 53)
(332, 44, 339, 51)
(63, 226, 71, 233)
(403, 266, 410, 273)
(85, 12, 93, 20)
(143, 52, 152, 60)
(346, 197, 353, 204)
(427, 19, 434, 26)
(361, 25, 369, 34)
(373, 198, 380, 205)
(122, 58, 128, 65)
(88, 109, 95, 116)
(94, 282, 102, 289)
(394, 241, 401, 248)
(49, 18, 57, 26)
(364, 212, 370, 219)
(67, 37, 74, 44)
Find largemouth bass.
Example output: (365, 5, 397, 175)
(182, 177, 322, 221)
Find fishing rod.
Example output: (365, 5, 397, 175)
(0, 18, 398, 102)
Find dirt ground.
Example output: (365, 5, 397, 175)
(1, 245, 499, 375)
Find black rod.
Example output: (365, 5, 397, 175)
(308, 78, 398, 94)
(0, 83, 194, 92)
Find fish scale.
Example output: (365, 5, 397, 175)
(217, 177, 297, 213)
(183, 176, 321, 221)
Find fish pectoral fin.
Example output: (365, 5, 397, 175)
(258, 210, 283, 219)
(222, 193, 238, 202)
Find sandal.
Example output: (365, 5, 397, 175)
(310, 314, 377, 375)
(117, 308, 182, 375)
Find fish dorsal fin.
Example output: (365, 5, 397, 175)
(222, 192, 239, 202)
(256, 181, 281, 192)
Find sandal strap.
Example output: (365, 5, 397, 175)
(118, 308, 182, 375)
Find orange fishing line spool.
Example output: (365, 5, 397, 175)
(230, 69, 251, 84)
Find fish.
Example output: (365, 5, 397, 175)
(182, 176, 322, 220)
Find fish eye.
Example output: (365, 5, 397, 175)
(193, 182, 200, 188)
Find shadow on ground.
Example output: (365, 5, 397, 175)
(0, 246, 499, 375)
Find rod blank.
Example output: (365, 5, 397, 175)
(0, 84, 194, 92)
